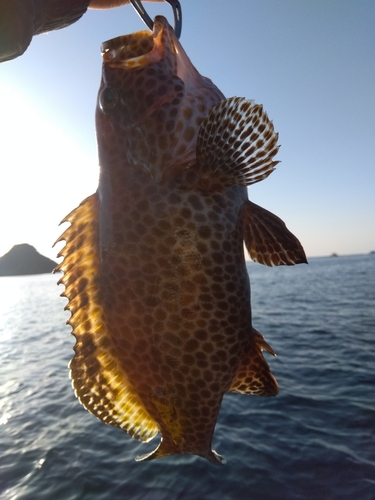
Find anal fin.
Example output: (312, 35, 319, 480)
(242, 200, 307, 266)
(230, 328, 279, 396)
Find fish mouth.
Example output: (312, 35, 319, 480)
(101, 16, 176, 69)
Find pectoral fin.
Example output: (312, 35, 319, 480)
(242, 200, 307, 266)
(195, 97, 279, 188)
(230, 329, 278, 396)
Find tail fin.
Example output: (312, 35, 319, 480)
(136, 439, 226, 465)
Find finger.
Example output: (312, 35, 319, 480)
(89, 0, 162, 9)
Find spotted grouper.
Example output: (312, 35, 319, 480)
(55, 15, 306, 464)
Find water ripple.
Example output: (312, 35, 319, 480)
(1, 256, 374, 499)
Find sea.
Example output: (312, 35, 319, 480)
(0, 254, 374, 500)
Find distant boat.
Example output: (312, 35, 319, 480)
(330, 253, 338, 257)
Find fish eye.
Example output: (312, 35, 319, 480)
(99, 87, 118, 112)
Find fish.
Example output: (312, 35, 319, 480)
(54, 15, 307, 465)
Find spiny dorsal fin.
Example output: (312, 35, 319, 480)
(242, 200, 307, 266)
(54, 194, 159, 442)
(196, 97, 279, 188)
(229, 328, 278, 396)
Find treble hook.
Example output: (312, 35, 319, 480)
(129, 0, 182, 39)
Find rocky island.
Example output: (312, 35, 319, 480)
(0, 244, 57, 276)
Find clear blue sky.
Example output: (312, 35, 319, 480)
(0, 0, 374, 260)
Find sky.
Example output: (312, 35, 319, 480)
(0, 0, 374, 261)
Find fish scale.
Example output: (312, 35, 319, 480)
(55, 15, 306, 464)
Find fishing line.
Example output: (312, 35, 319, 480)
(129, 0, 182, 39)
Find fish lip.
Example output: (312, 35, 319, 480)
(100, 15, 175, 69)
(100, 29, 153, 66)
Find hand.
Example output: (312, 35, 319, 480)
(0, 0, 163, 63)
(89, 0, 129, 7)
(0, 0, 93, 63)
(89, 0, 162, 8)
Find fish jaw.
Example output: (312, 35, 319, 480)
(100, 15, 215, 93)
(96, 15, 224, 182)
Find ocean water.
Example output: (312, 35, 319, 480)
(0, 254, 374, 500)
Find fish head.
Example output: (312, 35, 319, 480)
(96, 15, 224, 181)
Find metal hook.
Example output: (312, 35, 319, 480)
(129, 0, 182, 39)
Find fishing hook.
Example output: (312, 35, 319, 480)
(129, 0, 182, 39)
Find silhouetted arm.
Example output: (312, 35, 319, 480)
(0, 0, 90, 62)
(0, 0, 162, 63)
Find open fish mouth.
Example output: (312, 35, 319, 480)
(96, 14, 222, 176)
(101, 17, 174, 69)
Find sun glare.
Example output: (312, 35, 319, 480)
(0, 82, 98, 260)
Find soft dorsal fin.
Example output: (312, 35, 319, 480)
(229, 328, 278, 396)
(54, 194, 159, 442)
(242, 200, 307, 266)
(195, 97, 279, 187)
